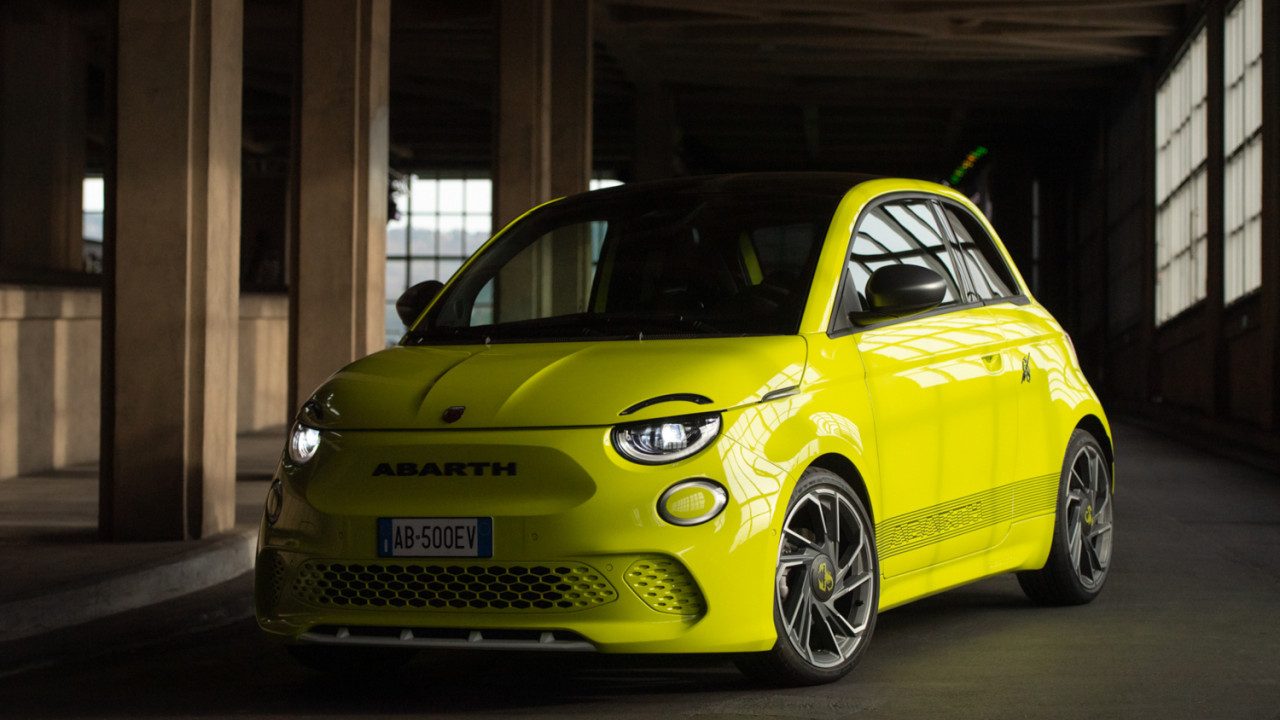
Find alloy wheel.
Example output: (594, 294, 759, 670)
(775, 485, 876, 669)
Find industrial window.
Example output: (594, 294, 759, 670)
(82, 176, 105, 274)
(385, 171, 493, 345)
(1224, 0, 1263, 304)
(1154, 27, 1208, 325)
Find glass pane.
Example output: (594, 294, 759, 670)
(421, 181, 837, 340)
(464, 178, 492, 214)
(410, 215, 437, 255)
(386, 302, 405, 347)
(438, 258, 463, 282)
(410, 259, 437, 285)
(470, 278, 495, 326)
(386, 259, 407, 300)
(82, 177, 105, 212)
(410, 174, 437, 213)
(464, 214, 491, 254)
(439, 179, 464, 212)
(943, 205, 1018, 299)
(438, 214, 465, 256)
(387, 218, 408, 256)
(83, 212, 104, 243)
(850, 201, 962, 305)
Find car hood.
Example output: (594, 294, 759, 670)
(301, 336, 808, 430)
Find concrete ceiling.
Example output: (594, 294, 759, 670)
(239, 0, 1204, 181)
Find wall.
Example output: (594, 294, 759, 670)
(0, 285, 289, 481)
(1069, 27, 1280, 461)
(238, 292, 289, 432)
(0, 285, 100, 479)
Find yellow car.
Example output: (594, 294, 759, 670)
(256, 173, 1113, 685)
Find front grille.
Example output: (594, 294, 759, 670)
(259, 549, 289, 609)
(293, 561, 617, 612)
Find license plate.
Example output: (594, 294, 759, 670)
(377, 517, 494, 558)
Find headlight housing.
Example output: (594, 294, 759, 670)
(612, 412, 721, 465)
(288, 423, 320, 464)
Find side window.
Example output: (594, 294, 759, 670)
(941, 204, 1021, 300)
(847, 200, 965, 308)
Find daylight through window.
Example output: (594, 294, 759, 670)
(1154, 27, 1208, 325)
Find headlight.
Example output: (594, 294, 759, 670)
(612, 413, 721, 465)
(289, 423, 320, 464)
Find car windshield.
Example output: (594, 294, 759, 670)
(407, 176, 846, 344)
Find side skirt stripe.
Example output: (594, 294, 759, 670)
(876, 472, 1058, 559)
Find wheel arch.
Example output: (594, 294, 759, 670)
(806, 452, 874, 524)
(1074, 414, 1114, 488)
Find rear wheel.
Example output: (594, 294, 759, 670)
(736, 469, 879, 686)
(1017, 428, 1113, 605)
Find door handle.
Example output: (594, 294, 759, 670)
(982, 352, 1003, 373)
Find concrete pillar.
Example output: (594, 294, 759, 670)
(549, 1, 593, 315)
(289, 0, 389, 414)
(494, 0, 552, 230)
(104, 0, 243, 540)
(0, 2, 85, 272)
(550, 0, 593, 199)
(494, 0, 594, 320)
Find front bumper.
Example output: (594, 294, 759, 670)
(255, 421, 788, 654)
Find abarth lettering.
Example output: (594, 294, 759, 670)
(372, 461, 518, 477)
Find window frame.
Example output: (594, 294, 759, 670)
(934, 199, 1027, 307)
(828, 193, 989, 337)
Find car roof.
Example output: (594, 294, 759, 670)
(563, 172, 886, 203)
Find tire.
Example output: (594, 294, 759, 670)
(736, 468, 879, 686)
(285, 643, 417, 675)
(1017, 428, 1114, 606)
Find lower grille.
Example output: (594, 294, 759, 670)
(301, 625, 596, 652)
(293, 561, 617, 612)
(623, 557, 705, 615)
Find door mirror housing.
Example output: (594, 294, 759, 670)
(395, 280, 445, 328)
(850, 264, 947, 326)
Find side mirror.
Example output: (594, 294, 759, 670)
(851, 264, 946, 326)
(395, 280, 445, 327)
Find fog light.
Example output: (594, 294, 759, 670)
(265, 479, 283, 525)
(658, 479, 728, 526)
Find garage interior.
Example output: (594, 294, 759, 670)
(0, 0, 1277, 543)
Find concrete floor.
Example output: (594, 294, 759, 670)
(0, 422, 1276, 719)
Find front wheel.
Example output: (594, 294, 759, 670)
(1017, 428, 1114, 605)
(736, 469, 879, 686)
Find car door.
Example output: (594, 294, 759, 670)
(842, 197, 1017, 578)
(937, 201, 1065, 504)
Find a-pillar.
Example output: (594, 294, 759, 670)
(103, 0, 243, 540)
(494, 0, 593, 318)
(0, 1, 85, 272)
(289, 0, 389, 414)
